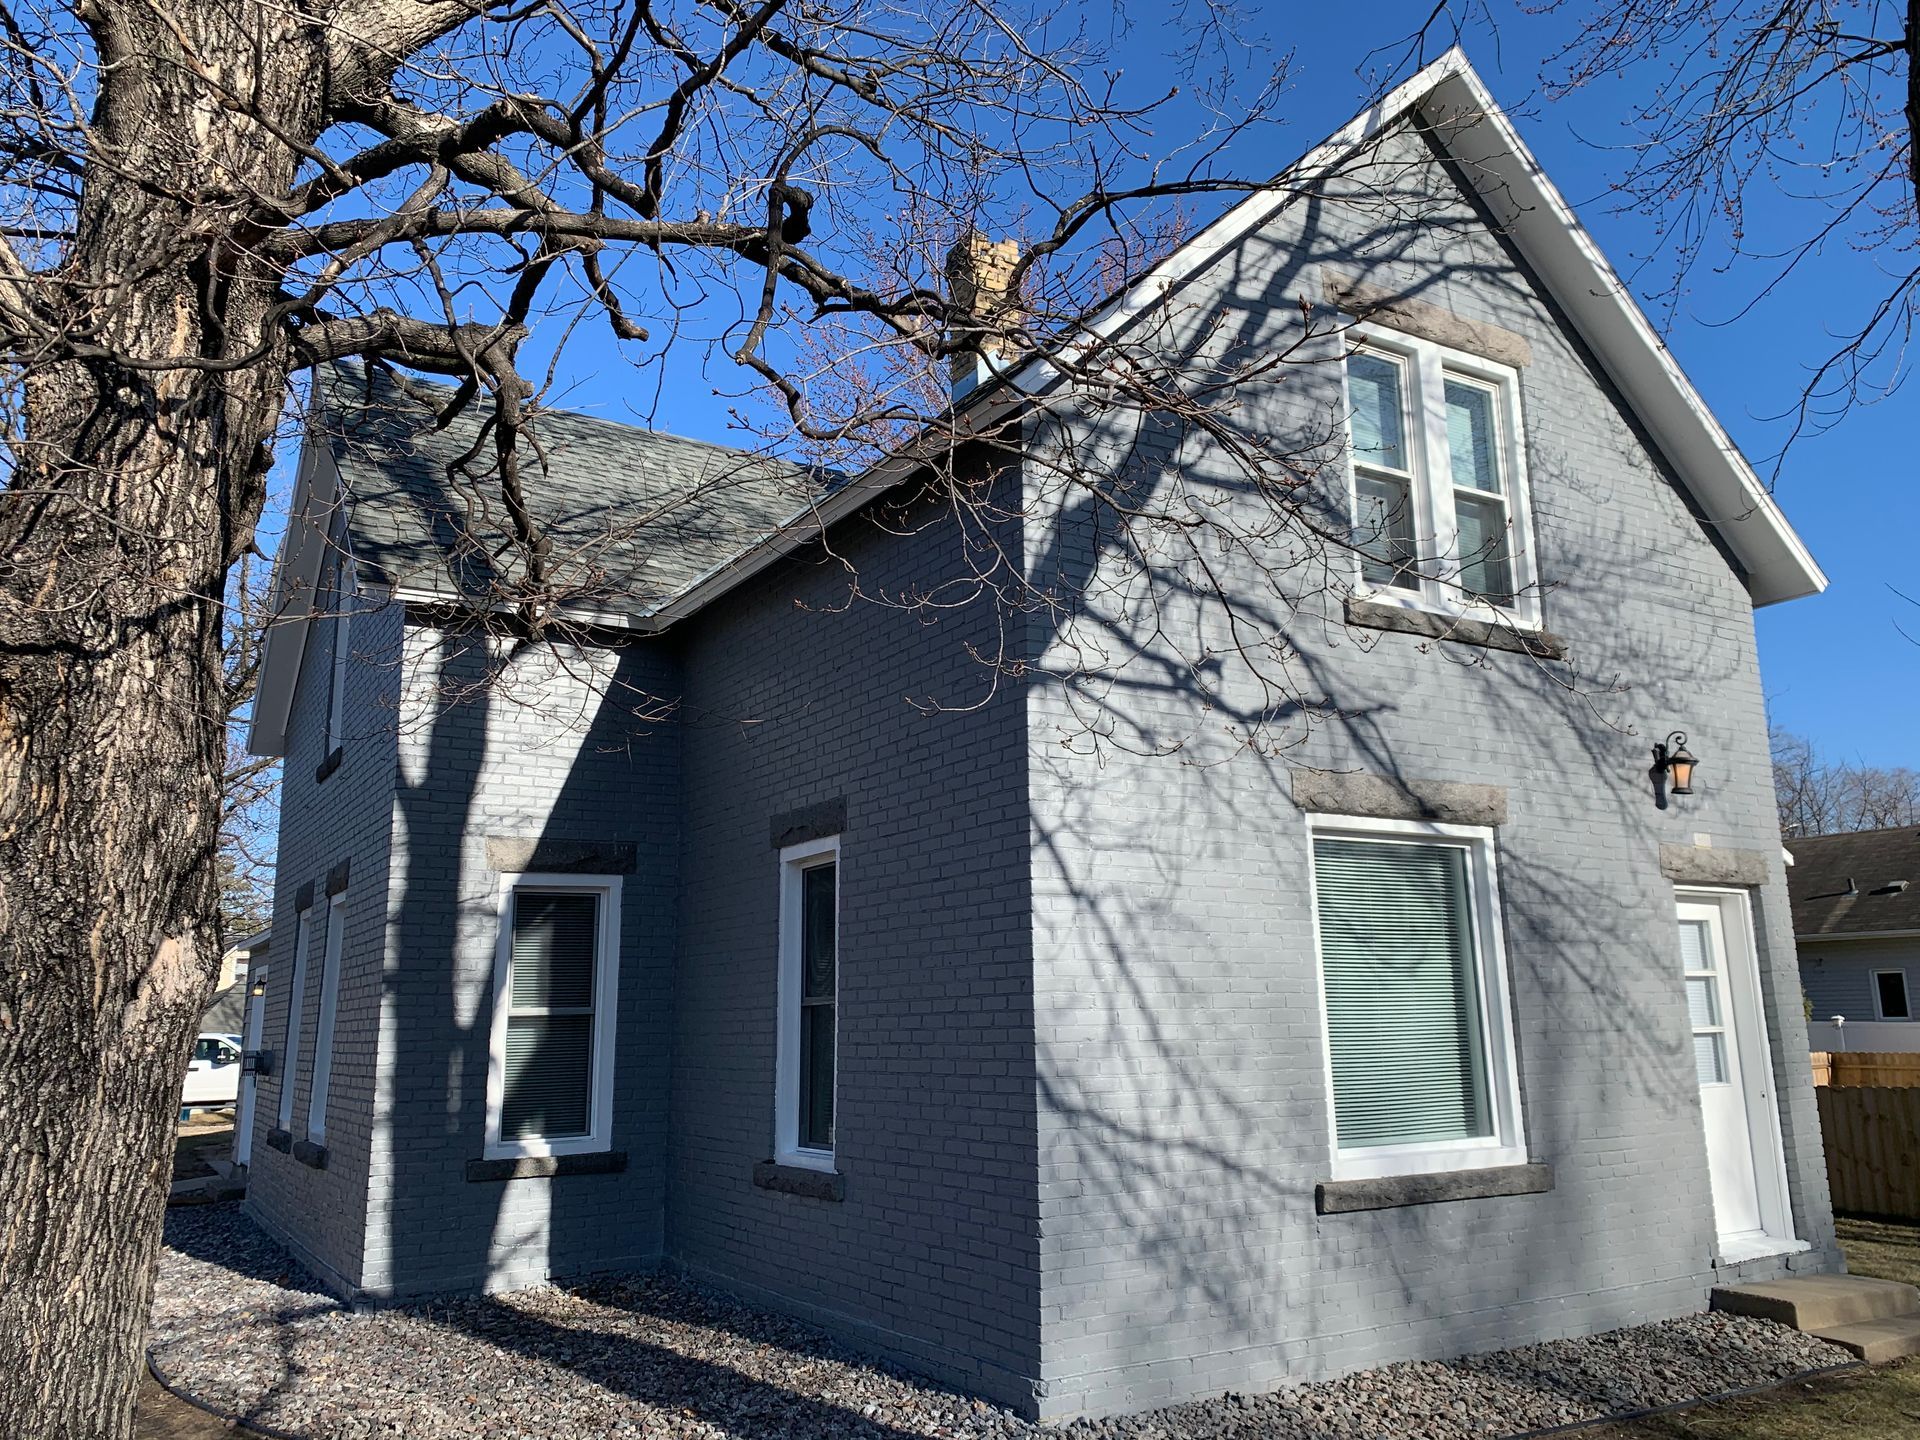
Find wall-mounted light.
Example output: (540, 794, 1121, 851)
(1652, 732, 1698, 796)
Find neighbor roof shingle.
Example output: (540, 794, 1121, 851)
(1786, 827, 1920, 939)
(315, 363, 827, 618)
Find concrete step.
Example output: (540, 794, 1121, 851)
(1710, 1275, 1920, 1331)
(1809, 1315, 1920, 1364)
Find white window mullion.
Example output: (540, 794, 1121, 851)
(1415, 346, 1457, 608)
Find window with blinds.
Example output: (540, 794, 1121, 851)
(501, 890, 600, 1140)
(1313, 835, 1497, 1155)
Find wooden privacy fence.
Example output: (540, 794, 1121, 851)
(1810, 1051, 1920, 1089)
(1810, 1055, 1920, 1219)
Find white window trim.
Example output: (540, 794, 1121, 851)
(1342, 329, 1543, 631)
(1872, 968, 1912, 1021)
(774, 834, 841, 1172)
(1306, 814, 1529, 1182)
(483, 873, 622, 1160)
(323, 582, 353, 755)
(305, 892, 346, 1144)
(276, 906, 314, 1131)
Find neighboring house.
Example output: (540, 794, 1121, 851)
(238, 52, 1839, 1422)
(1791, 828, 1920, 1052)
(203, 927, 270, 1036)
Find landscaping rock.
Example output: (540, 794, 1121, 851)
(152, 1206, 1851, 1440)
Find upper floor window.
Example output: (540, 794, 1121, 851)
(321, 523, 353, 759)
(1874, 969, 1911, 1021)
(775, 836, 839, 1169)
(1344, 332, 1539, 627)
(484, 876, 621, 1159)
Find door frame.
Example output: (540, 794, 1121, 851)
(234, 962, 269, 1169)
(1675, 886, 1798, 1260)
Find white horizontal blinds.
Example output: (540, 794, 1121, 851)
(798, 862, 836, 1151)
(1346, 352, 1420, 591)
(1444, 376, 1514, 604)
(1314, 838, 1492, 1148)
(501, 891, 598, 1139)
(1680, 917, 1728, 1085)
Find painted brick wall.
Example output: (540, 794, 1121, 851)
(363, 620, 681, 1298)
(1021, 122, 1839, 1418)
(666, 479, 1043, 1412)
(244, 579, 402, 1294)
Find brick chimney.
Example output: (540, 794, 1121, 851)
(945, 232, 1023, 394)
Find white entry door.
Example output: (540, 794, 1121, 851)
(1677, 893, 1792, 1255)
(233, 965, 268, 1169)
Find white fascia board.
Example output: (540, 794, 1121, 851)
(244, 441, 337, 757)
(1414, 68, 1826, 606)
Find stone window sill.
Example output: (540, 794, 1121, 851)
(1317, 1162, 1553, 1214)
(1346, 598, 1568, 661)
(752, 1160, 845, 1202)
(292, 1139, 328, 1170)
(466, 1151, 627, 1183)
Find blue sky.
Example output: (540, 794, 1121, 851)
(272, 3, 1914, 768)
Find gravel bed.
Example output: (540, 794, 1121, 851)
(153, 1205, 1849, 1440)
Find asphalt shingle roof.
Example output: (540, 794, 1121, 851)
(316, 363, 825, 617)
(1786, 826, 1920, 939)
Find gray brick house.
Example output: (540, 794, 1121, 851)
(240, 52, 1839, 1421)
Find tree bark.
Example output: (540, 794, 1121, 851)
(0, 8, 325, 1437)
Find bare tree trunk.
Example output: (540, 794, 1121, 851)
(0, 9, 319, 1436)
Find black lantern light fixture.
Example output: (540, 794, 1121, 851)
(1653, 732, 1698, 796)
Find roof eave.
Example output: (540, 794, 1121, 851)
(1414, 66, 1826, 607)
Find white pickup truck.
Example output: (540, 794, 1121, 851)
(183, 1032, 244, 1109)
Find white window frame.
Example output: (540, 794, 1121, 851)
(775, 835, 841, 1172)
(1341, 329, 1542, 630)
(1306, 814, 1529, 1181)
(483, 873, 621, 1160)
(276, 905, 314, 1131)
(305, 891, 346, 1143)
(323, 561, 353, 756)
(1872, 968, 1912, 1021)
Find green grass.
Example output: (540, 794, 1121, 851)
(1587, 1361, 1920, 1440)
(1590, 1217, 1920, 1438)
(1837, 1216, 1920, 1288)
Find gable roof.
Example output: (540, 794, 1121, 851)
(318, 363, 821, 614)
(1787, 828, 1920, 940)
(636, 48, 1826, 625)
(245, 367, 825, 756)
(248, 48, 1824, 756)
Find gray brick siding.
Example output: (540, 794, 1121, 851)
(244, 581, 401, 1293)
(666, 481, 1043, 1412)
(366, 623, 680, 1298)
(1020, 121, 1838, 1418)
